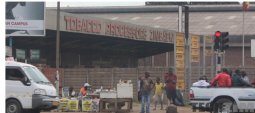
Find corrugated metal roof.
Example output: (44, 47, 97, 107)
(47, 5, 255, 43)
(81, 12, 255, 36)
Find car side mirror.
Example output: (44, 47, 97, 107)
(23, 76, 31, 86)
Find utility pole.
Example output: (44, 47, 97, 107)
(203, 36, 206, 76)
(184, 5, 191, 91)
(55, 1, 60, 96)
(242, 1, 250, 67)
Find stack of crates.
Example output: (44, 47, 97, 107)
(58, 98, 69, 112)
(68, 98, 79, 112)
(82, 97, 92, 112)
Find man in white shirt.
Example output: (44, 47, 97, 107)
(192, 76, 210, 87)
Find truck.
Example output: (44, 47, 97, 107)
(6, 59, 59, 113)
(189, 86, 255, 113)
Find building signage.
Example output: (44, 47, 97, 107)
(63, 16, 175, 43)
(205, 49, 213, 56)
(6, 2, 45, 36)
(176, 47, 185, 54)
(191, 35, 200, 62)
(205, 36, 213, 44)
(175, 32, 185, 90)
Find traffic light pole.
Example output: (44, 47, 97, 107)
(216, 50, 221, 73)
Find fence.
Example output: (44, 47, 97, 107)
(41, 67, 255, 100)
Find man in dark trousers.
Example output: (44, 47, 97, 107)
(164, 68, 177, 105)
(164, 68, 185, 107)
(140, 72, 153, 113)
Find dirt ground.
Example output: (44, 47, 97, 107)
(129, 103, 209, 113)
(42, 102, 209, 113)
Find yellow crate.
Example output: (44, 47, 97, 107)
(58, 98, 69, 111)
(68, 100, 79, 111)
(82, 99, 92, 112)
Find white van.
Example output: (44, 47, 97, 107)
(6, 60, 59, 113)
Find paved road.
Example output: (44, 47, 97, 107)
(42, 103, 209, 113)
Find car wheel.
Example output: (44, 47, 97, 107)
(6, 99, 22, 113)
(212, 98, 236, 113)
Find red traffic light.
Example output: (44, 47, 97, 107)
(215, 31, 221, 37)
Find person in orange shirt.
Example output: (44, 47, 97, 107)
(210, 68, 232, 87)
(80, 83, 90, 96)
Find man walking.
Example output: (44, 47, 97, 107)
(140, 72, 153, 113)
(164, 68, 177, 105)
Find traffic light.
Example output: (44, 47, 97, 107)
(214, 31, 221, 51)
(220, 32, 229, 52)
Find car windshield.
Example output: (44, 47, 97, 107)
(22, 66, 50, 84)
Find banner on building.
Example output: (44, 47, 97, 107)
(6, 2, 45, 36)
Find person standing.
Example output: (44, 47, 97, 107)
(153, 77, 164, 110)
(232, 69, 250, 87)
(164, 68, 177, 105)
(69, 86, 76, 97)
(241, 71, 250, 84)
(192, 76, 210, 87)
(80, 83, 90, 96)
(140, 72, 154, 113)
(137, 76, 142, 102)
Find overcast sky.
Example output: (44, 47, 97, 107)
(46, 1, 145, 7)
(45, 0, 245, 7)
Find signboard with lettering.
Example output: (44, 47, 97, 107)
(176, 53, 184, 61)
(176, 60, 185, 68)
(176, 35, 185, 46)
(176, 47, 184, 54)
(191, 55, 199, 62)
(16, 49, 25, 60)
(191, 35, 200, 62)
(205, 49, 213, 56)
(176, 67, 184, 72)
(191, 49, 199, 56)
(176, 72, 185, 78)
(175, 32, 185, 90)
(62, 15, 175, 43)
(191, 35, 200, 49)
(177, 80, 185, 90)
(6, 2, 45, 36)
(205, 36, 213, 44)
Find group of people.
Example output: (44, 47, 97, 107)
(137, 68, 181, 113)
(192, 68, 254, 88)
(67, 83, 91, 98)
(137, 68, 254, 113)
